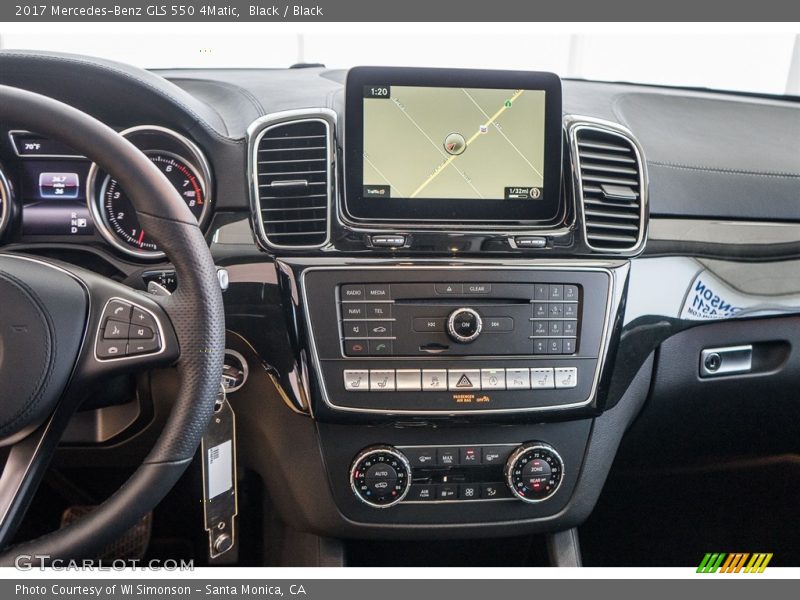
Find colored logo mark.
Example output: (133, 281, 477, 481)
(697, 552, 773, 573)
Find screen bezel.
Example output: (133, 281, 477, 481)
(343, 66, 564, 227)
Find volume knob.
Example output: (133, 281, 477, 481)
(447, 307, 483, 343)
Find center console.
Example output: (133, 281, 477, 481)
(245, 65, 647, 539)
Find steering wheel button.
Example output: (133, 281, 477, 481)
(103, 319, 129, 339)
(131, 307, 157, 330)
(128, 338, 160, 356)
(130, 324, 155, 339)
(104, 300, 132, 322)
(96, 340, 127, 359)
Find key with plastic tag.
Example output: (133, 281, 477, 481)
(201, 385, 238, 559)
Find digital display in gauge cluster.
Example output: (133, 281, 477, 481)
(9, 132, 95, 236)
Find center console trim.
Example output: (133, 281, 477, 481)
(298, 262, 627, 416)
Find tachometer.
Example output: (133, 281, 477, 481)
(88, 125, 212, 259)
(99, 152, 205, 255)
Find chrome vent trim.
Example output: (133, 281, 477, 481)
(567, 116, 648, 254)
(247, 109, 336, 250)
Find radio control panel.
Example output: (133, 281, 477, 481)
(301, 266, 616, 415)
(338, 281, 581, 357)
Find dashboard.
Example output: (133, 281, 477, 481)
(1, 50, 800, 560)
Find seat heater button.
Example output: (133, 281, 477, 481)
(530, 368, 555, 389)
(343, 370, 369, 391)
(369, 370, 396, 391)
(555, 367, 578, 389)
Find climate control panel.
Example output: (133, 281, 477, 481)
(349, 442, 564, 508)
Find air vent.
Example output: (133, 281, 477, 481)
(252, 115, 332, 249)
(574, 125, 645, 252)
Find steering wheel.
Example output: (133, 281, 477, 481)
(0, 86, 224, 563)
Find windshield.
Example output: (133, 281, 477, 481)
(1, 24, 798, 96)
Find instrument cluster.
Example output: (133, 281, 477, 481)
(0, 125, 213, 260)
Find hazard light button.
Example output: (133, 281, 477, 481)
(447, 369, 481, 391)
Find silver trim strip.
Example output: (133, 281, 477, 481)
(565, 115, 649, 255)
(86, 125, 213, 260)
(650, 218, 800, 246)
(299, 262, 626, 416)
(246, 109, 336, 252)
(0, 167, 11, 240)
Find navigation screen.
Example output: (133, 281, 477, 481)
(345, 67, 563, 225)
(362, 85, 546, 202)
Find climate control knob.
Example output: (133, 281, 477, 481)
(505, 442, 564, 503)
(350, 446, 411, 508)
(447, 307, 483, 343)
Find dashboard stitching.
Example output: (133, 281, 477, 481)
(0, 51, 244, 146)
(649, 161, 800, 179)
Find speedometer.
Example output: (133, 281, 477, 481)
(100, 152, 205, 255)
(87, 125, 212, 259)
